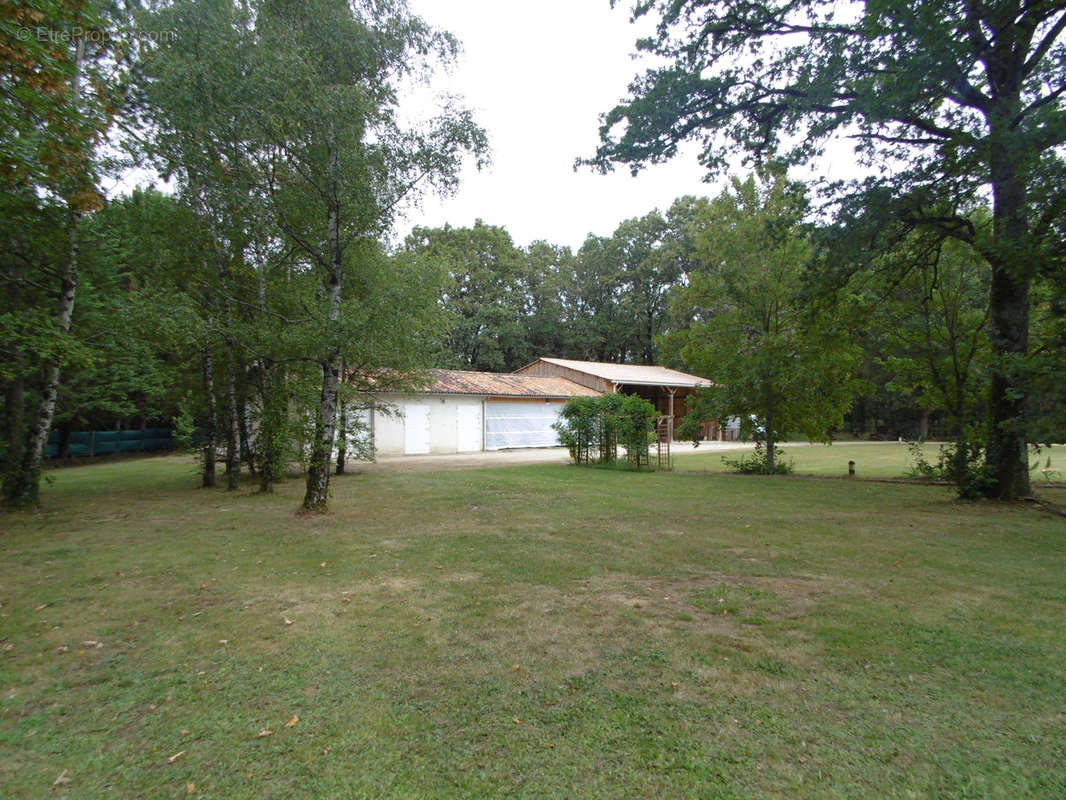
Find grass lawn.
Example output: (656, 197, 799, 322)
(1, 456, 1065, 798)
(672, 441, 1066, 482)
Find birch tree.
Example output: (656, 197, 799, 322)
(253, 0, 486, 511)
(1, 2, 126, 508)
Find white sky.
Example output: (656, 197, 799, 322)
(397, 0, 731, 251)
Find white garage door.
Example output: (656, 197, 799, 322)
(456, 403, 483, 452)
(403, 402, 430, 454)
(485, 401, 563, 450)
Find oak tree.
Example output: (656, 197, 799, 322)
(587, 0, 1066, 499)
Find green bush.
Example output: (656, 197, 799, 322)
(722, 442, 792, 474)
(903, 434, 995, 500)
(554, 394, 659, 469)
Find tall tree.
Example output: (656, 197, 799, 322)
(665, 173, 860, 471)
(254, 0, 485, 511)
(612, 211, 677, 364)
(138, 0, 267, 491)
(405, 221, 528, 371)
(567, 234, 630, 361)
(522, 240, 577, 361)
(587, 0, 1066, 499)
(1, 2, 127, 507)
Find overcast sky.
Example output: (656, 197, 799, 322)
(397, 0, 729, 251)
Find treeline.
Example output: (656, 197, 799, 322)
(404, 199, 701, 371)
(414, 170, 1064, 488)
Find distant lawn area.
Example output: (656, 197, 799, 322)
(2, 457, 1065, 798)
(672, 440, 1066, 482)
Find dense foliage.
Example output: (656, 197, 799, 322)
(586, 0, 1066, 499)
(553, 394, 659, 469)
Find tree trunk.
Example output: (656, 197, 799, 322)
(59, 424, 72, 461)
(984, 106, 1032, 500)
(257, 362, 284, 494)
(765, 409, 775, 473)
(3, 371, 24, 471)
(237, 361, 255, 477)
(301, 166, 344, 511)
(918, 408, 929, 440)
(224, 353, 240, 491)
(5, 214, 80, 507)
(202, 349, 217, 489)
(336, 392, 347, 475)
(303, 357, 340, 511)
(985, 267, 1031, 498)
(3, 39, 83, 510)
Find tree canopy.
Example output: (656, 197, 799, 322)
(586, 0, 1066, 499)
(665, 171, 861, 470)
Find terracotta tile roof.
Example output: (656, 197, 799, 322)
(525, 358, 710, 388)
(426, 369, 601, 398)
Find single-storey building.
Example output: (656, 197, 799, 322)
(370, 369, 600, 456)
(365, 359, 713, 456)
(513, 357, 716, 441)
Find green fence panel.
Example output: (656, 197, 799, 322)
(45, 428, 174, 459)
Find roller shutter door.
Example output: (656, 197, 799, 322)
(485, 401, 563, 450)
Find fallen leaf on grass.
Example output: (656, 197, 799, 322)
(51, 769, 71, 789)
(167, 750, 186, 764)
(3, 643, 14, 653)
(35, 604, 48, 611)
(81, 641, 101, 649)
(185, 782, 196, 795)
(218, 639, 228, 646)
(256, 728, 273, 738)
(283, 617, 293, 626)
(56, 645, 69, 654)
(181, 728, 192, 736)
(284, 714, 299, 728)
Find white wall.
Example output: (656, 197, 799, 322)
(370, 395, 485, 456)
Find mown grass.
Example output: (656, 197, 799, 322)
(672, 441, 1066, 483)
(1, 456, 1064, 798)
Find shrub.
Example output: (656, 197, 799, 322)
(554, 394, 659, 469)
(722, 442, 792, 474)
(903, 433, 995, 500)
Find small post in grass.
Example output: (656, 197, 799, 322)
(848, 460, 856, 477)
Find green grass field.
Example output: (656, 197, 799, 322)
(672, 441, 1066, 481)
(1, 457, 1065, 798)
